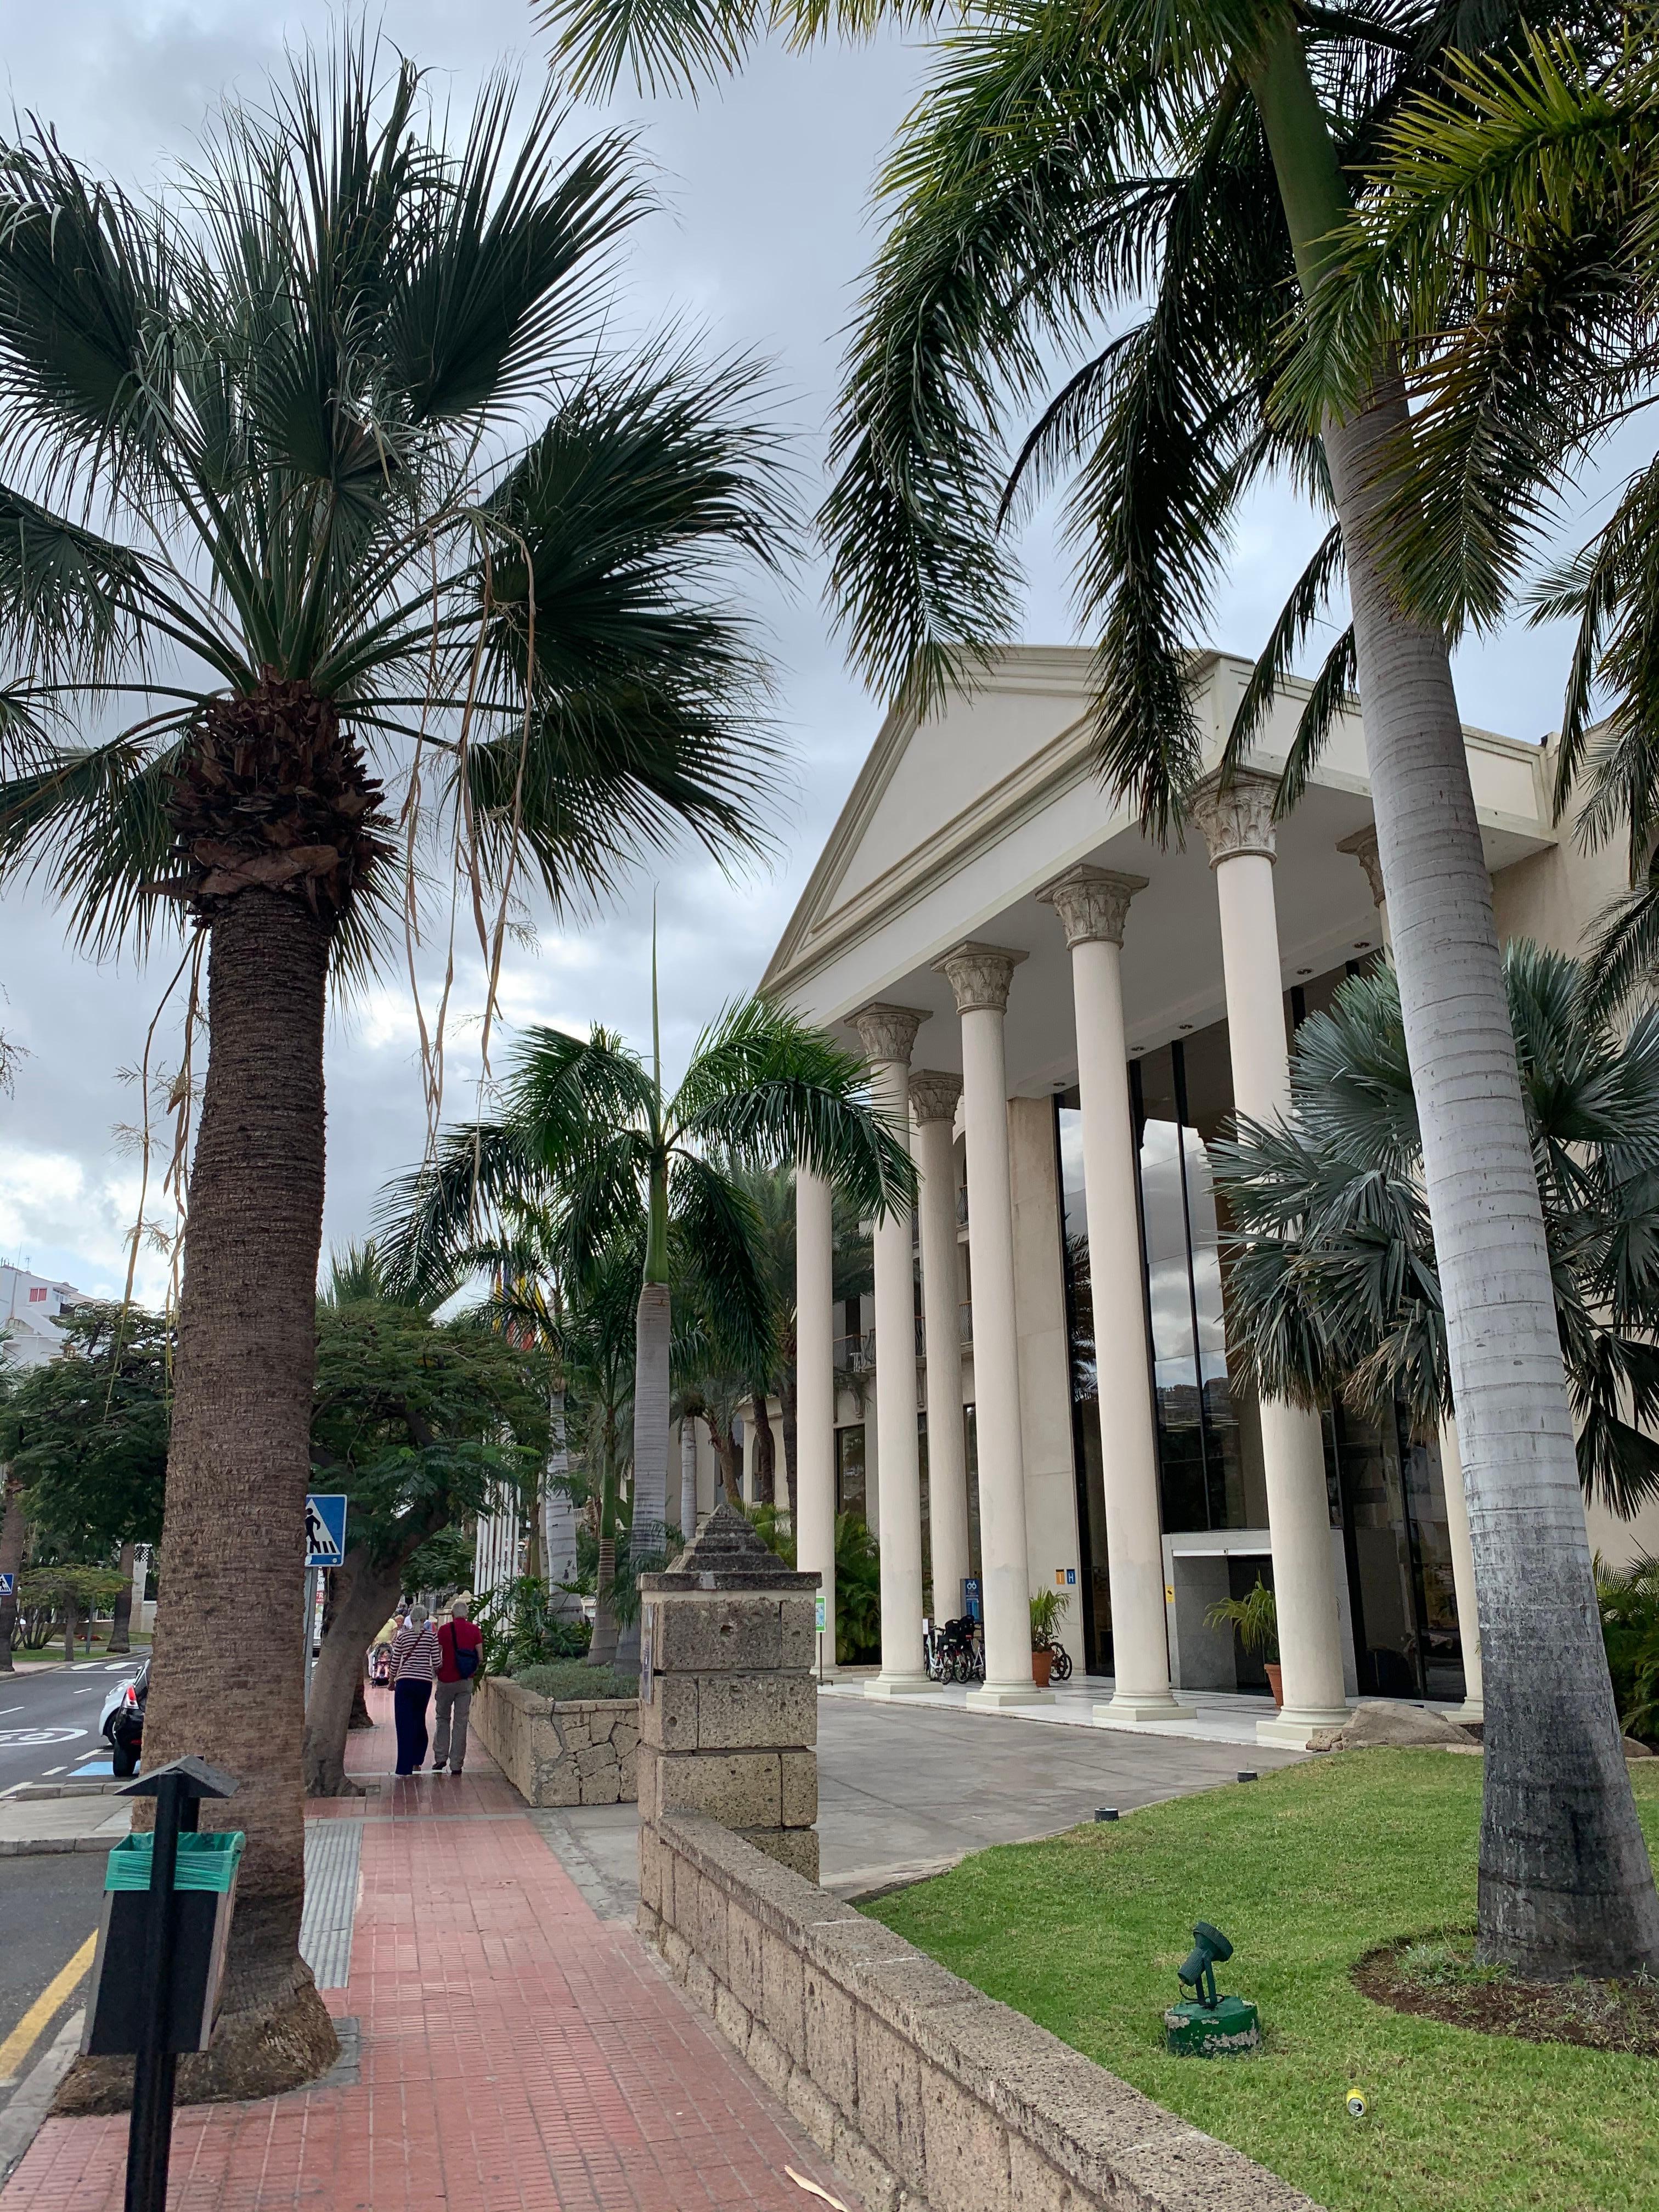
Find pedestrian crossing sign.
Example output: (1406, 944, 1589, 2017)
(304, 1493, 348, 1567)
(0, 1572, 13, 1596)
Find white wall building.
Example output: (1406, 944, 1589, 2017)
(0, 1265, 89, 1369)
(768, 646, 1659, 1747)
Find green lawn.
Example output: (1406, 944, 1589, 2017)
(865, 1753, 1659, 2212)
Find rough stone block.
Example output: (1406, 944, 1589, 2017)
(727, 1901, 766, 2016)
(635, 1742, 662, 1822)
(778, 1596, 818, 1672)
(780, 1749, 819, 1827)
(761, 1931, 806, 2064)
(575, 1740, 619, 1776)
(638, 1822, 662, 1913)
(745, 2020, 791, 2099)
(697, 1866, 730, 1983)
(832, 2116, 901, 2212)
(579, 1767, 622, 1804)
(661, 1927, 692, 1982)
(639, 1674, 698, 1752)
(536, 1762, 582, 1809)
(558, 1717, 591, 1753)
(856, 2008, 928, 2193)
(713, 1982, 753, 2055)
(614, 1722, 640, 1756)
(636, 1901, 661, 1944)
(743, 1825, 819, 1882)
(656, 1750, 782, 1829)
(785, 2068, 840, 2158)
(589, 1708, 617, 1745)
(653, 1592, 783, 1673)
(803, 1962, 860, 2115)
(618, 1747, 638, 1797)
(920, 2057, 1012, 2212)
(1007, 2136, 1072, 2212)
(685, 1956, 717, 2015)
(695, 1673, 817, 1751)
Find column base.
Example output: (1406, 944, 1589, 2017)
(1257, 1704, 1351, 1749)
(864, 1674, 936, 1700)
(1445, 1697, 1485, 1726)
(1094, 1695, 1198, 1725)
(967, 1680, 1054, 1709)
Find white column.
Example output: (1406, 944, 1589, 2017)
(851, 1003, 931, 1696)
(935, 944, 1049, 1707)
(1189, 772, 1350, 1743)
(910, 1072, 970, 1623)
(795, 1164, 838, 1675)
(1340, 825, 1483, 1719)
(1037, 867, 1194, 1721)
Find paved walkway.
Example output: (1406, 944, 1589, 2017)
(1, 1694, 862, 2212)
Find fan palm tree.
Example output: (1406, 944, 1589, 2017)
(1215, 944, 1659, 1520)
(542, 0, 1659, 1979)
(377, 994, 913, 1657)
(0, 35, 792, 2097)
(1278, 16, 1659, 1011)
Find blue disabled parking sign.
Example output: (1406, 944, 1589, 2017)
(304, 1493, 348, 1567)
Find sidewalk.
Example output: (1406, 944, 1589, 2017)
(1, 1692, 864, 2212)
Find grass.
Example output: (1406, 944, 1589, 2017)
(511, 1659, 637, 1702)
(865, 1752, 1659, 2212)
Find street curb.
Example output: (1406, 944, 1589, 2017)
(0, 1835, 122, 1857)
(0, 2006, 85, 2187)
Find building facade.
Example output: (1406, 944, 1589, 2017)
(0, 1265, 88, 1369)
(765, 647, 1659, 1747)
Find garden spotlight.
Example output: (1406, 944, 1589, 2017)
(1163, 1921, 1261, 2057)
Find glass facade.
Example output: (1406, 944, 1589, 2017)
(1057, 967, 1465, 1697)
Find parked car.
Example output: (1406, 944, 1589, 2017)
(100, 1661, 148, 1778)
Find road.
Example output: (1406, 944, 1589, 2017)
(0, 1662, 139, 2173)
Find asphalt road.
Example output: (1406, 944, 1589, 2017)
(0, 1657, 140, 1793)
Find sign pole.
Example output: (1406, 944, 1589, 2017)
(302, 1566, 318, 1706)
(126, 1770, 188, 2212)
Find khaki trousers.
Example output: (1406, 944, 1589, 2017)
(432, 1680, 473, 1771)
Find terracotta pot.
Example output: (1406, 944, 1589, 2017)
(1264, 1662, 1284, 1709)
(1032, 1648, 1054, 1690)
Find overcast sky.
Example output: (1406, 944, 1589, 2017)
(0, 1, 1602, 1308)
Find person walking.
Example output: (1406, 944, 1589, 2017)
(389, 1602, 441, 1776)
(432, 1596, 484, 1775)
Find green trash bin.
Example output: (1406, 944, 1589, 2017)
(84, 1829, 246, 2057)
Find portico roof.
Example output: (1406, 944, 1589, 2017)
(761, 646, 1554, 1092)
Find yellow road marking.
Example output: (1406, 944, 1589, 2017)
(0, 1932, 97, 2086)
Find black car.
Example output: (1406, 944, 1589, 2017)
(101, 1658, 148, 1777)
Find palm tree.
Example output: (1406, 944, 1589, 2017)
(379, 994, 912, 1656)
(1215, 945, 1659, 1520)
(1277, 18, 1659, 1011)
(543, 0, 1659, 1979)
(0, 34, 792, 2095)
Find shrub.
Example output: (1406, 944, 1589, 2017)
(513, 1658, 637, 1701)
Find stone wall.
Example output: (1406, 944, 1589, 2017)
(469, 1675, 639, 1807)
(641, 1812, 1319, 2212)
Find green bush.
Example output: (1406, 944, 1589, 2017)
(513, 1659, 637, 1701)
(1598, 1554, 1659, 1746)
(475, 1575, 589, 1674)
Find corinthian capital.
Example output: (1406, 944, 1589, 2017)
(851, 1001, 929, 1066)
(908, 1070, 963, 1126)
(934, 941, 1028, 1017)
(1186, 770, 1279, 868)
(1337, 824, 1387, 910)
(1035, 865, 1149, 949)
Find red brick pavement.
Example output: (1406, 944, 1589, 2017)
(4, 1696, 861, 2212)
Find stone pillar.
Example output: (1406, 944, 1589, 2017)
(1340, 826, 1482, 1719)
(851, 1003, 930, 1696)
(935, 942, 1049, 1707)
(1037, 866, 1194, 1720)
(910, 1072, 970, 1623)
(637, 1502, 820, 1887)
(1189, 772, 1350, 1745)
(794, 1164, 838, 1673)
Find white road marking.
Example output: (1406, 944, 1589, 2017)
(0, 1728, 88, 1748)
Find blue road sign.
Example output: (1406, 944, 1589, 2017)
(304, 1494, 348, 1568)
(0, 1572, 14, 1596)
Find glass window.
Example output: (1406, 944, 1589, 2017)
(835, 1425, 866, 1522)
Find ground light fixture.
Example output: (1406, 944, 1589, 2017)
(1163, 1921, 1261, 2056)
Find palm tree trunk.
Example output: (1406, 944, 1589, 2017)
(107, 1539, 135, 1656)
(1252, 27, 1659, 1979)
(304, 1543, 404, 1797)
(64, 888, 340, 2112)
(780, 1369, 798, 1519)
(618, 1278, 671, 1669)
(0, 1472, 24, 1673)
(708, 1411, 744, 1507)
(61, 1588, 76, 1663)
(751, 1389, 777, 1506)
(589, 1461, 620, 1667)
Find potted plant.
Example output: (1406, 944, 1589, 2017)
(1205, 1580, 1282, 1705)
(1030, 1588, 1069, 1689)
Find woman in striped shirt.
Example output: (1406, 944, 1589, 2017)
(389, 1604, 442, 1776)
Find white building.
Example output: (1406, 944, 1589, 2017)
(765, 646, 1659, 1747)
(0, 1264, 89, 1369)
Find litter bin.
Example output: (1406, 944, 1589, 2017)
(84, 1829, 245, 2056)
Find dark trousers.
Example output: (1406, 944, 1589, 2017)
(393, 1679, 432, 1774)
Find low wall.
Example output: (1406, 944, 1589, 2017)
(470, 1676, 639, 1806)
(641, 1813, 1320, 2212)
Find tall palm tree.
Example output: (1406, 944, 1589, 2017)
(1215, 945, 1659, 1519)
(0, 35, 792, 2097)
(378, 995, 912, 1656)
(544, 0, 1659, 1978)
